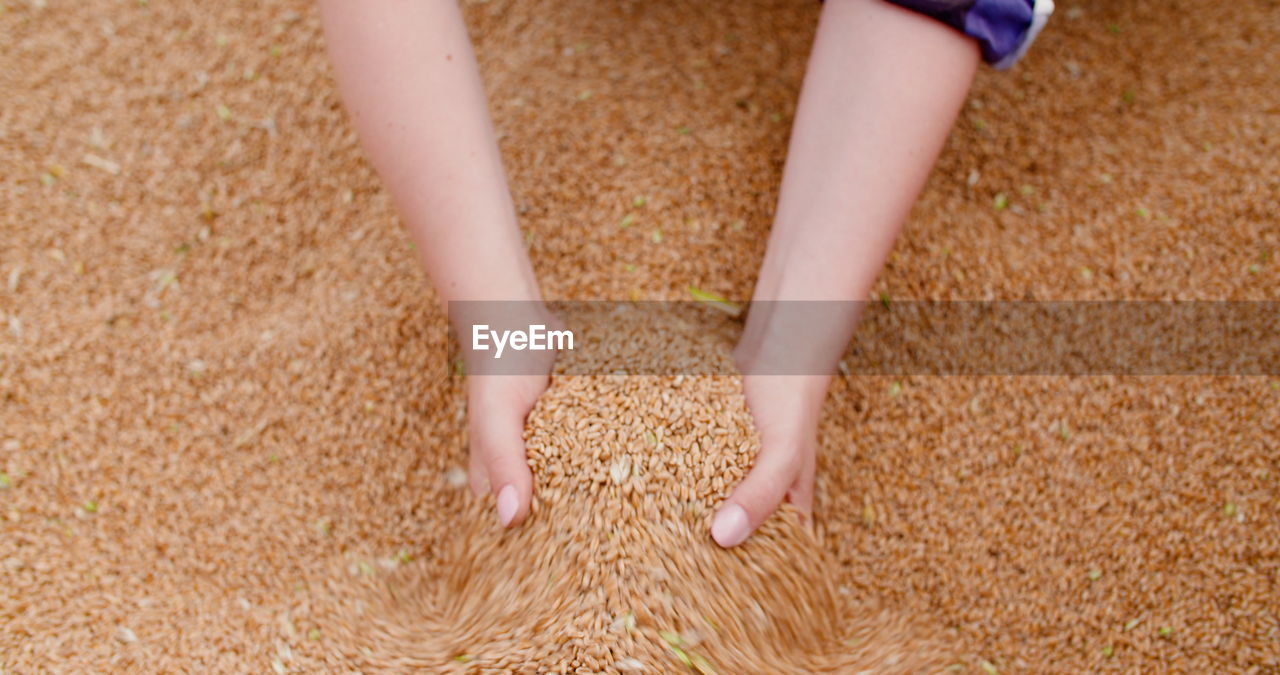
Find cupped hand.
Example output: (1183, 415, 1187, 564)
(466, 372, 549, 527)
(710, 373, 831, 548)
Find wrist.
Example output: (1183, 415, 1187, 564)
(734, 299, 864, 377)
(450, 298, 560, 376)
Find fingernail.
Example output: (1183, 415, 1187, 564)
(711, 504, 750, 548)
(496, 484, 519, 527)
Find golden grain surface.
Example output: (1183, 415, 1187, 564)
(1, 0, 1278, 672)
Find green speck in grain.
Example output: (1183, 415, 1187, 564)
(1087, 567, 1102, 581)
(659, 631, 692, 666)
(676, 126, 691, 135)
(82, 500, 98, 513)
(993, 192, 1008, 210)
(633, 195, 647, 208)
(215, 104, 232, 122)
(620, 213, 634, 228)
(1101, 645, 1114, 658)
(308, 627, 321, 641)
(1158, 626, 1173, 638)
(687, 286, 742, 316)
(1222, 502, 1238, 517)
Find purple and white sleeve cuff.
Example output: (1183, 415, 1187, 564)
(885, 0, 1055, 69)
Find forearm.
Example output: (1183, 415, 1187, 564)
(318, 0, 540, 305)
(738, 0, 979, 375)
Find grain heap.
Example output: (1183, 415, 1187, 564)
(328, 312, 947, 672)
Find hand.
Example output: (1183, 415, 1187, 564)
(709, 0, 978, 549)
(710, 372, 831, 548)
(321, 0, 551, 530)
(467, 372, 548, 528)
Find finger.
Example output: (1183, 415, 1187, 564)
(475, 416, 534, 528)
(711, 446, 801, 548)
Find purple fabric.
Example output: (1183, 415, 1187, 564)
(885, 0, 1036, 66)
(962, 0, 1035, 65)
(884, 0, 975, 33)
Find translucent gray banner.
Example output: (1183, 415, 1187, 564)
(447, 301, 1280, 376)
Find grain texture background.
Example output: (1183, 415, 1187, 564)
(1, 0, 1278, 672)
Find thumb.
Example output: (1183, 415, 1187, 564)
(471, 415, 534, 528)
(711, 446, 801, 548)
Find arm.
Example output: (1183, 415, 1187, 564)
(713, 0, 980, 547)
(318, 0, 538, 304)
(319, 0, 547, 527)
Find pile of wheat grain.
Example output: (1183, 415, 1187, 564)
(321, 313, 948, 673)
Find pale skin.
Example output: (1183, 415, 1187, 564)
(319, 0, 979, 545)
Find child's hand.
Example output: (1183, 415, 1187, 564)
(320, 0, 553, 532)
(710, 0, 978, 548)
(467, 372, 549, 527)
(710, 374, 828, 548)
